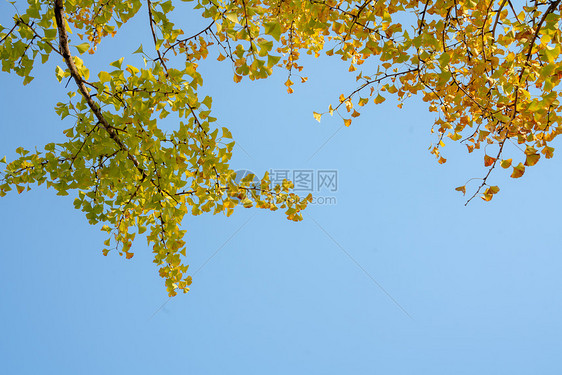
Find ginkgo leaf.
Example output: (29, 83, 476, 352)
(267, 55, 281, 67)
(110, 57, 124, 69)
(313, 112, 322, 122)
(358, 98, 369, 106)
(524, 145, 537, 155)
(23, 75, 33, 86)
(481, 193, 493, 202)
(481, 186, 499, 201)
(511, 163, 525, 178)
(264, 22, 281, 41)
(455, 185, 466, 195)
(222, 127, 232, 139)
(75, 43, 90, 54)
(202, 96, 212, 108)
(525, 153, 540, 166)
(225, 13, 239, 24)
(64, 18, 72, 34)
(484, 154, 496, 167)
(500, 159, 512, 168)
(55, 66, 65, 82)
(542, 146, 554, 159)
(374, 94, 386, 104)
(448, 133, 462, 141)
(98, 71, 111, 83)
(132, 44, 144, 54)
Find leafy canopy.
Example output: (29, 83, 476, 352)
(2, 0, 561, 293)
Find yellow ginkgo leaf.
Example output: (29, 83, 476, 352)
(525, 153, 540, 166)
(543, 146, 554, 159)
(455, 186, 466, 195)
(374, 94, 386, 104)
(511, 163, 525, 178)
(500, 159, 512, 168)
(481, 193, 493, 201)
(484, 154, 496, 167)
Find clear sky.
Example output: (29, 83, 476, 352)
(2, 2, 562, 374)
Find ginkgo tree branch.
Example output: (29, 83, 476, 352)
(521, 0, 561, 75)
(161, 21, 215, 57)
(54, 0, 186, 211)
(146, 0, 169, 74)
(17, 18, 63, 58)
(309, 0, 396, 42)
(333, 68, 419, 112)
(0, 21, 18, 44)
(53, 0, 145, 177)
(465, 136, 507, 205)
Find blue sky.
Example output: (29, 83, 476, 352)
(2, 2, 562, 374)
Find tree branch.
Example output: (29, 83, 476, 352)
(53, 0, 145, 177)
